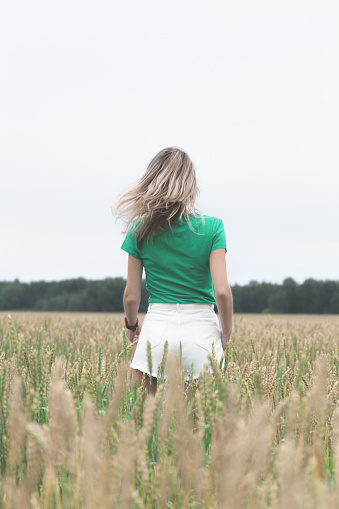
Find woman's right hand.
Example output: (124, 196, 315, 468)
(220, 329, 229, 351)
(126, 326, 140, 343)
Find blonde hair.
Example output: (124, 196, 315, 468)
(114, 147, 200, 248)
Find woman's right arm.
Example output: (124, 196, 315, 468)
(209, 248, 233, 349)
(123, 254, 143, 342)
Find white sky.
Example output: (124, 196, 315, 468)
(1, 0, 338, 285)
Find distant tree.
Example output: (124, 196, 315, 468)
(282, 278, 298, 313)
(28, 281, 50, 308)
(68, 291, 88, 311)
(330, 292, 339, 314)
(1, 277, 339, 314)
(231, 284, 242, 313)
(297, 279, 320, 313)
(0, 280, 26, 310)
(232, 281, 278, 313)
(99, 278, 125, 312)
(318, 281, 338, 314)
(267, 290, 289, 313)
(39, 293, 69, 311)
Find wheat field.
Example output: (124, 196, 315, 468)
(1, 312, 339, 508)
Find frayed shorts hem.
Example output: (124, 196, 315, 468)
(130, 362, 213, 381)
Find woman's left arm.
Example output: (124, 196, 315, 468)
(123, 254, 143, 342)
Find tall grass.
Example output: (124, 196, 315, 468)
(1, 312, 339, 508)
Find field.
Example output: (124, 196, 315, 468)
(1, 312, 339, 508)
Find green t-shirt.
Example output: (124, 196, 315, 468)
(121, 214, 227, 304)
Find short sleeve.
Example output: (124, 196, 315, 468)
(211, 218, 227, 253)
(121, 228, 141, 259)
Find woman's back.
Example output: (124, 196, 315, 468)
(122, 214, 226, 304)
(114, 146, 233, 390)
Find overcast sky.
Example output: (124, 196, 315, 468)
(1, 0, 338, 286)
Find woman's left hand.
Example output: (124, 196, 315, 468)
(126, 326, 140, 343)
(220, 329, 229, 351)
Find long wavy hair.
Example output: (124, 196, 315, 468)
(114, 147, 200, 248)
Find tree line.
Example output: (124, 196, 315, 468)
(0, 277, 338, 314)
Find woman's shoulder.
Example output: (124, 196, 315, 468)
(189, 213, 223, 226)
(184, 214, 224, 236)
(200, 214, 223, 222)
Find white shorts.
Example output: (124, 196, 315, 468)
(130, 303, 224, 380)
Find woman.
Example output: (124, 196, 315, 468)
(114, 147, 233, 394)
